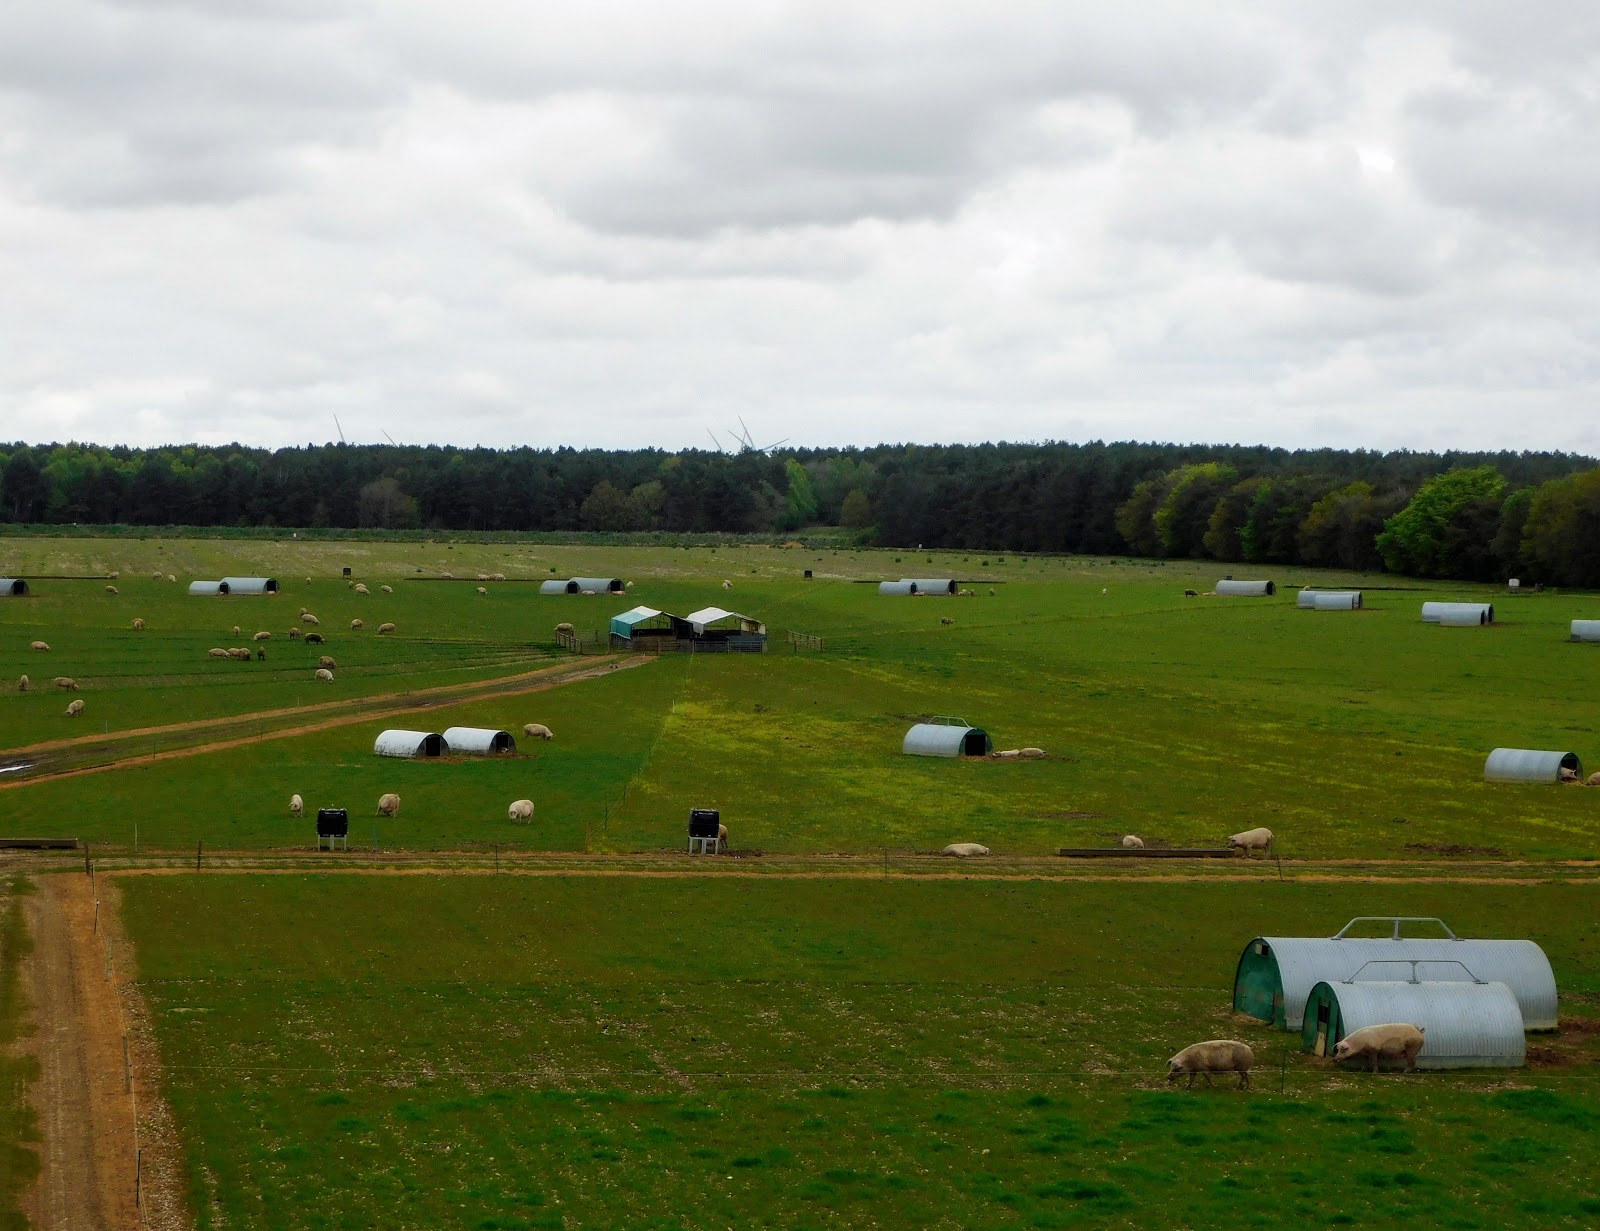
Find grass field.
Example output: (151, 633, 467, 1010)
(4, 536, 1600, 858)
(120, 873, 1600, 1230)
(5, 534, 1600, 1228)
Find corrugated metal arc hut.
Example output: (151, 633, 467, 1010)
(220, 577, 279, 594)
(1302, 978, 1526, 1069)
(878, 580, 917, 595)
(879, 579, 957, 595)
(1569, 620, 1600, 642)
(1216, 580, 1276, 596)
(442, 726, 517, 755)
(540, 577, 625, 594)
(188, 581, 231, 596)
(903, 719, 992, 758)
(0, 579, 29, 596)
(374, 730, 445, 758)
(1484, 748, 1582, 784)
(1421, 601, 1493, 625)
(1233, 917, 1557, 1030)
(1297, 590, 1362, 610)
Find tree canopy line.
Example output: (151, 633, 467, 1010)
(3, 439, 1599, 585)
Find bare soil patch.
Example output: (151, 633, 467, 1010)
(1405, 842, 1509, 858)
(21, 874, 142, 1230)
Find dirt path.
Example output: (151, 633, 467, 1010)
(0, 656, 652, 792)
(98, 863, 1574, 887)
(22, 874, 142, 1230)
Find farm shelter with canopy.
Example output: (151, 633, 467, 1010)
(0, 579, 29, 596)
(1233, 917, 1557, 1031)
(1216, 579, 1275, 596)
(1302, 979, 1526, 1069)
(540, 577, 625, 594)
(879, 578, 956, 595)
(1570, 620, 1600, 642)
(609, 605, 675, 646)
(1483, 748, 1582, 784)
(220, 576, 279, 594)
(374, 730, 445, 758)
(442, 726, 517, 755)
(903, 719, 992, 758)
(682, 606, 767, 651)
(188, 581, 230, 595)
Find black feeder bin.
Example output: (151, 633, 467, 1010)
(317, 807, 350, 851)
(688, 808, 722, 855)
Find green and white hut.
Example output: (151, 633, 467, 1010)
(1302, 978, 1526, 1069)
(1233, 916, 1557, 1031)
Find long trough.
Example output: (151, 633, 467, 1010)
(1055, 847, 1238, 859)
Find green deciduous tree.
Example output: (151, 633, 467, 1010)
(840, 487, 873, 529)
(1521, 469, 1600, 587)
(1153, 463, 1237, 558)
(1297, 481, 1406, 572)
(1376, 466, 1506, 579)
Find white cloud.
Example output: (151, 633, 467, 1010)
(0, 1, 1595, 453)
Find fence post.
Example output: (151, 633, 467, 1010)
(136, 1148, 142, 1209)
(84, 842, 91, 876)
(196, 841, 202, 872)
(123, 1036, 131, 1093)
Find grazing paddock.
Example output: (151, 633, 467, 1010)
(119, 874, 1600, 1231)
(3, 539, 1600, 858)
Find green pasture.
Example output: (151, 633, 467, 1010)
(120, 873, 1600, 1230)
(4, 537, 1600, 857)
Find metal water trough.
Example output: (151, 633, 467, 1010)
(1056, 847, 1236, 858)
(0, 838, 78, 849)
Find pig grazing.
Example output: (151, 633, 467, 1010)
(1228, 827, 1273, 857)
(1167, 1040, 1253, 1089)
(1332, 1023, 1426, 1073)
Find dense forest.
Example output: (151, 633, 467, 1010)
(3, 439, 1600, 586)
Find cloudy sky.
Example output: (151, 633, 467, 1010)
(2, 1, 1596, 454)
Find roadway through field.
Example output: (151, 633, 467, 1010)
(21, 874, 144, 1231)
(0, 655, 654, 790)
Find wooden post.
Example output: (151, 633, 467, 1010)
(136, 1148, 142, 1209)
(196, 841, 202, 872)
(123, 1036, 131, 1093)
(93, 898, 99, 934)
(84, 842, 91, 875)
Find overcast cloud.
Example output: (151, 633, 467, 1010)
(1, 1, 1596, 454)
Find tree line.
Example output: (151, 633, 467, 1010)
(3, 438, 1598, 585)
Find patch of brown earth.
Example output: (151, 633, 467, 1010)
(1404, 842, 1509, 857)
(21, 874, 143, 1230)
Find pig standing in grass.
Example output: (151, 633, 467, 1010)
(1228, 827, 1273, 857)
(1167, 1040, 1253, 1089)
(1332, 1024, 1425, 1073)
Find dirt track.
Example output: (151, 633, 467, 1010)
(0, 655, 651, 792)
(22, 874, 142, 1230)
